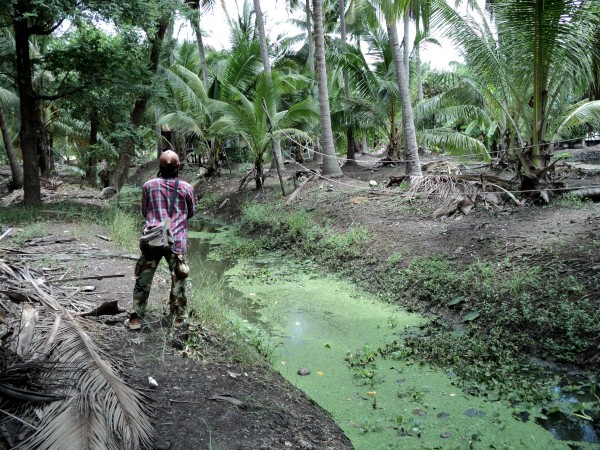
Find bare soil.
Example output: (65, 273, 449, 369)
(2, 148, 599, 449)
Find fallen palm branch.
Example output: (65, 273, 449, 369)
(562, 187, 600, 201)
(0, 261, 155, 450)
(387, 174, 516, 218)
(286, 174, 317, 205)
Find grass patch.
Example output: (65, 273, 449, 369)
(184, 274, 274, 367)
(236, 202, 372, 266)
(196, 192, 220, 211)
(556, 193, 592, 209)
(375, 254, 600, 401)
(107, 206, 140, 253)
(390, 255, 599, 361)
(0, 201, 139, 252)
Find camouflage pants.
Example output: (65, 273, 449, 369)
(132, 250, 189, 318)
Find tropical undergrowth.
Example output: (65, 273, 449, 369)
(218, 201, 600, 403)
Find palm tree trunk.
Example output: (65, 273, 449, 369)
(339, 0, 356, 166)
(85, 108, 99, 186)
(36, 100, 51, 178)
(253, 0, 271, 78)
(253, 0, 286, 174)
(416, 24, 423, 102)
(313, 0, 343, 177)
(403, 12, 410, 76)
(388, 99, 399, 159)
(191, 9, 209, 85)
(387, 20, 421, 176)
(155, 110, 162, 158)
(0, 103, 23, 189)
(306, 0, 315, 75)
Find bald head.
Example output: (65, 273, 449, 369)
(158, 150, 181, 178)
(159, 150, 180, 168)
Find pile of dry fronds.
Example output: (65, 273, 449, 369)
(388, 174, 520, 218)
(0, 261, 155, 449)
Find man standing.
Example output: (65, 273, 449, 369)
(127, 150, 196, 330)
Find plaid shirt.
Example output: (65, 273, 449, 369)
(141, 177, 196, 254)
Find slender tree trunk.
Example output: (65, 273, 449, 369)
(112, 16, 169, 192)
(403, 12, 410, 77)
(36, 99, 51, 178)
(254, 154, 264, 190)
(155, 110, 162, 158)
(0, 103, 23, 189)
(253, 0, 270, 78)
(192, 10, 209, 86)
(253, 0, 285, 174)
(306, 0, 315, 75)
(416, 25, 423, 102)
(85, 108, 99, 186)
(313, 0, 342, 177)
(388, 99, 399, 159)
(167, 16, 175, 66)
(531, 14, 548, 171)
(339, 0, 350, 98)
(387, 20, 421, 176)
(346, 128, 356, 164)
(339, 0, 356, 166)
(14, 18, 42, 204)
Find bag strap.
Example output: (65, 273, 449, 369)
(167, 179, 180, 219)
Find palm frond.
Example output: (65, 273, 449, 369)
(0, 87, 19, 108)
(418, 128, 490, 161)
(552, 100, 600, 142)
(0, 262, 155, 450)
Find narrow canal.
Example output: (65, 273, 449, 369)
(188, 224, 598, 450)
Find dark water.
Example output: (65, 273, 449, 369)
(536, 384, 600, 444)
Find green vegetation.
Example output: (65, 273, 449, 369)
(223, 201, 600, 405)
(177, 274, 275, 366)
(0, 202, 139, 250)
(108, 206, 140, 252)
(556, 194, 592, 209)
(196, 192, 221, 211)
(0, 203, 272, 370)
(237, 202, 373, 268)
(223, 253, 564, 449)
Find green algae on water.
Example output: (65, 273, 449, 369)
(223, 256, 569, 450)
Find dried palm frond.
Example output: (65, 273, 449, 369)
(17, 316, 155, 450)
(0, 261, 155, 450)
(402, 175, 511, 218)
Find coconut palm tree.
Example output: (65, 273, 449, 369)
(253, 0, 287, 174)
(182, 0, 216, 86)
(0, 90, 22, 189)
(0, 31, 23, 189)
(380, 0, 422, 175)
(157, 37, 264, 176)
(331, 31, 488, 160)
(313, 0, 344, 177)
(208, 71, 317, 188)
(432, 0, 600, 180)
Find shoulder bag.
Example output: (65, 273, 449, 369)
(139, 179, 180, 252)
